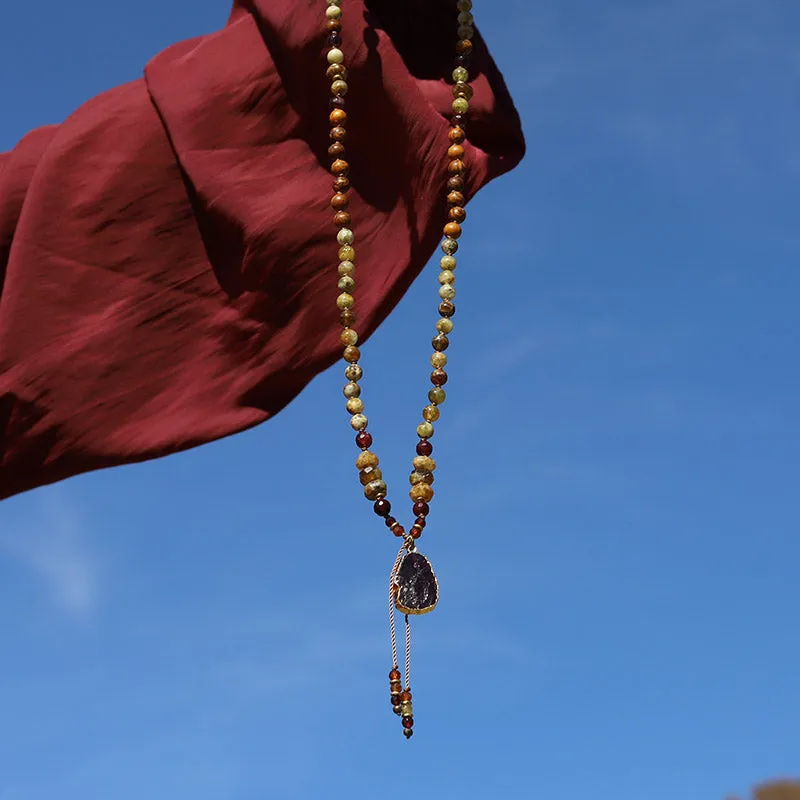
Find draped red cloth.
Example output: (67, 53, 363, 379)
(0, 0, 524, 501)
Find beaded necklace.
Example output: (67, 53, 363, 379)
(323, 0, 475, 739)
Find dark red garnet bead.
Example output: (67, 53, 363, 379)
(416, 440, 433, 457)
(385, 516, 397, 528)
(414, 516, 427, 529)
(413, 500, 430, 517)
(374, 499, 392, 517)
(402, 717, 414, 728)
(356, 431, 373, 448)
(330, 96, 346, 109)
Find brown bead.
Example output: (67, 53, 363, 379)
(356, 431, 373, 448)
(432, 334, 450, 352)
(331, 193, 349, 210)
(447, 144, 465, 160)
(448, 206, 467, 223)
(333, 176, 350, 193)
(374, 498, 392, 517)
(356, 450, 379, 470)
(329, 96, 346, 110)
(410, 484, 434, 502)
(326, 18, 341, 31)
(330, 125, 347, 142)
(443, 222, 462, 239)
(343, 345, 360, 363)
(360, 466, 383, 486)
(390, 680, 402, 692)
(438, 300, 456, 317)
(416, 440, 433, 457)
(328, 142, 345, 158)
(409, 470, 434, 486)
(413, 500, 430, 517)
(453, 81, 474, 100)
(384, 515, 397, 528)
(447, 191, 465, 207)
(391, 523, 406, 538)
(334, 210, 352, 227)
(414, 516, 427, 529)
(326, 63, 347, 80)
(331, 159, 349, 175)
(448, 159, 466, 175)
(430, 369, 448, 386)
(399, 690, 412, 702)
(391, 695, 402, 706)
(448, 127, 466, 143)
(329, 108, 347, 125)
(340, 308, 356, 327)
(456, 38, 473, 55)
(447, 175, 465, 191)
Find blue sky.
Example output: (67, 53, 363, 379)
(1, 1, 798, 799)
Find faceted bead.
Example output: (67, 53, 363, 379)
(453, 81, 473, 100)
(334, 211, 351, 227)
(438, 300, 456, 318)
(440, 255, 457, 271)
(331, 159, 349, 175)
(409, 470, 434, 486)
(391, 694, 402, 706)
(374, 498, 392, 517)
(359, 466, 382, 484)
(436, 318, 454, 334)
(391, 523, 406, 537)
(338, 260, 355, 276)
(331, 80, 348, 96)
(347, 397, 364, 414)
(385, 515, 397, 528)
(343, 381, 360, 398)
(416, 422, 434, 439)
(345, 364, 363, 381)
(413, 456, 436, 472)
(327, 48, 345, 64)
(443, 222, 462, 239)
(340, 327, 358, 346)
(428, 386, 446, 404)
(328, 142, 345, 158)
(350, 413, 368, 430)
(432, 334, 449, 352)
(355, 430, 372, 448)
(331, 193, 349, 210)
(329, 125, 347, 141)
(364, 480, 387, 500)
(416, 440, 433, 457)
(410, 483, 434, 502)
(343, 345, 360, 363)
(400, 702, 413, 716)
(447, 191, 465, 207)
(356, 450, 379, 469)
(447, 144, 465, 159)
(338, 245, 355, 262)
(399, 690, 412, 702)
(413, 500, 430, 517)
(389, 668, 401, 680)
(390, 680, 402, 692)
(336, 293, 354, 310)
(448, 206, 467, 223)
(414, 516, 427, 529)
(430, 369, 448, 386)
(422, 404, 440, 422)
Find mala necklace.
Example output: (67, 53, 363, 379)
(323, 0, 475, 739)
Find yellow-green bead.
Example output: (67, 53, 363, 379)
(327, 48, 344, 64)
(453, 66, 469, 83)
(344, 382, 361, 398)
(457, 11, 473, 24)
(417, 422, 434, 439)
(428, 387, 446, 404)
(439, 284, 456, 300)
(423, 405, 440, 422)
(436, 318, 454, 334)
(328, 0, 342, 6)
(346, 397, 364, 414)
(458, 24, 474, 39)
(453, 97, 470, 115)
(439, 270, 455, 284)
(331, 79, 348, 96)
(345, 364, 363, 381)
(341, 328, 358, 346)
(338, 260, 355, 277)
(440, 255, 457, 271)
(339, 245, 355, 261)
(326, 5, 342, 18)
(337, 275, 355, 292)
(350, 413, 368, 431)
(360, 466, 382, 485)
(356, 450, 379, 470)
(337, 228, 354, 246)
(413, 455, 436, 472)
(337, 292, 354, 309)
(364, 479, 388, 500)
(457, 0, 472, 10)
(431, 352, 447, 368)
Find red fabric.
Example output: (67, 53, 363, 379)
(0, 0, 524, 501)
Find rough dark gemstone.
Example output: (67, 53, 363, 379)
(330, 96, 346, 109)
(394, 552, 438, 615)
(414, 516, 427, 529)
(328, 31, 342, 47)
(455, 54, 471, 67)
(413, 500, 430, 517)
(391, 695, 402, 705)
(438, 300, 456, 318)
(451, 114, 467, 127)
(416, 440, 433, 457)
(385, 515, 397, 528)
(403, 728, 414, 739)
(455, 39, 473, 56)
(374, 498, 392, 517)
(356, 431, 373, 448)
(402, 717, 415, 729)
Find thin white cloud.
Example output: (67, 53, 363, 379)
(0, 491, 98, 617)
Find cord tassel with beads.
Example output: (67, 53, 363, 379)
(322, 0, 475, 738)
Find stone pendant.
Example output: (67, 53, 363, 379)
(393, 551, 438, 615)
